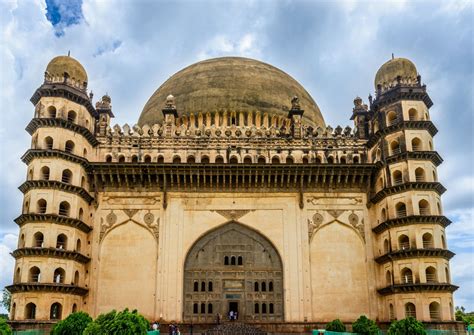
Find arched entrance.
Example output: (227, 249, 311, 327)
(183, 222, 283, 323)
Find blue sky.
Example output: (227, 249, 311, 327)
(0, 0, 472, 314)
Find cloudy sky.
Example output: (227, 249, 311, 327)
(0, 0, 472, 314)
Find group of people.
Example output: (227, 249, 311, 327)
(228, 310, 238, 321)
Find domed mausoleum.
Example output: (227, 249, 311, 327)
(7, 54, 459, 333)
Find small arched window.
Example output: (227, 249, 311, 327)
(445, 267, 450, 283)
(131, 155, 138, 163)
(74, 271, 79, 285)
(37, 199, 47, 214)
(392, 170, 403, 185)
(401, 268, 413, 284)
(187, 156, 196, 163)
(215, 156, 224, 164)
(19, 234, 25, 248)
(29, 266, 41, 282)
(118, 155, 125, 163)
(408, 108, 418, 121)
(58, 201, 70, 217)
(261, 282, 266, 292)
(25, 302, 36, 319)
(200, 303, 205, 314)
(422, 233, 434, 249)
(243, 156, 252, 164)
(14, 267, 21, 283)
(415, 167, 425, 182)
(398, 234, 410, 250)
(54, 268, 65, 283)
(48, 106, 57, 118)
(67, 110, 77, 123)
(105, 155, 112, 163)
(173, 156, 182, 164)
(254, 303, 259, 314)
(208, 303, 213, 314)
(340, 156, 347, 164)
(262, 303, 267, 314)
(254, 282, 259, 292)
(61, 169, 73, 184)
(269, 281, 274, 292)
(386, 270, 392, 286)
(193, 303, 198, 314)
(425, 266, 437, 283)
(201, 156, 210, 164)
(395, 202, 407, 218)
(229, 156, 239, 164)
(76, 239, 81, 252)
(237, 256, 243, 265)
(387, 111, 398, 126)
(418, 199, 430, 215)
(41, 166, 50, 180)
(429, 302, 441, 320)
(257, 156, 266, 164)
(411, 137, 422, 151)
(327, 156, 334, 164)
(390, 140, 400, 155)
(11, 302, 16, 320)
(389, 303, 395, 320)
(44, 136, 54, 150)
(353, 155, 359, 164)
(286, 156, 294, 164)
(56, 234, 67, 249)
(65, 140, 75, 154)
(441, 235, 447, 249)
(230, 256, 236, 265)
(269, 303, 274, 314)
(144, 155, 152, 163)
(405, 302, 416, 318)
(50, 302, 62, 320)
(208, 281, 213, 292)
(201, 281, 206, 292)
(33, 232, 44, 248)
(72, 303, 77, 313)
(224, 256, 229, 265)
(271, 156, 280, 164)
(78, 208, 84, 220)
(437, 202, 442, 215)
(314, 156, 322, 164)
(193, 282, 198, 292)
(383, 239, 390, 253)
(381, 208, 387, 222)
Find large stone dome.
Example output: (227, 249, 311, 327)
(374, 57, 418, 90)
(138, 57, 325, 128)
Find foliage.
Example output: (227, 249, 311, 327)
(352, 315, 380, 335)
(0, 290, 10, 313)
(0, 317, 12, 335)
(388, 317, 426, 335)
(83, 309, 149, 335)
(50, 311, 92, 335)
(325, 319, 346, 332)
(455, 306, 474, 326)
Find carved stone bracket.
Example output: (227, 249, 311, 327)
(307, 210, 365, 243)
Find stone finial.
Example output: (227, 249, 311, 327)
(96, 94, 112, 110)
(291, 96, 301, 110)
(165, 94, 176, 109)
(353, 96, 363, 108)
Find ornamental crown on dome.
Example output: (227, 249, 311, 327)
(165, 94, 176, 109)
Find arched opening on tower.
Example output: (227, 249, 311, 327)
(183, 222, 283, 323)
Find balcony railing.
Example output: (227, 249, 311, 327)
(422, 241, 434, 249)
(405, 310, 416, 318)
(401, 274, 414, 284)
(419, 208, 431, 216)
(415, 175, 425, 182)
(396, 209, 407, 218)
(61, 176, 72, 184)
(430, 310, 441, 320)
(426, 274, 438, 283)
(391, 148, 401, 155)
(58, 209, 69, 216)
(37, 206, 47, 214)
(56, 242, 66, 249)
(30, 274, 40, 282)
(412, 145, 422, 151)
(399, 242, 411, 250)
(393, 177, 403, 185)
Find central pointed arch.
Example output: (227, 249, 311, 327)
(183, 221, 284, 323)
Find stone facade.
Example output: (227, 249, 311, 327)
(7, 55, 458, 331)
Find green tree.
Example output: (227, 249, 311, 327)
(50, 311, 92, 335)
(325, 319, 346, 332)
(83, 309, 149, 335)
(455, 306, 474, 326)
(0, 317, 12, 335)
(388, 317, 426, 335)
(0, 290, 10, 313)
(352, 315, 379, 335)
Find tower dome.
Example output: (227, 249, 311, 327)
(45, 55, 88, 89)
(374, 57, 418, 91)
(138, 57, 325, 128)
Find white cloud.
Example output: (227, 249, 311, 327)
(197, 33, 262, 60)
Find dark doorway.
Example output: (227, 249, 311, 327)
(228, 301, 239, 318)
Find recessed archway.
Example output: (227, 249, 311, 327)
(183, 222, 284, 323)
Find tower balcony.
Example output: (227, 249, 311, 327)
(377, 282, 458, 296)
(6, 283, 88, 296)
(372, 215, 451, 234)
(11, 247, 90, 264)
(375, 248, 455, 264)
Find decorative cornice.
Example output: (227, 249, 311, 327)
(15, 214, 92, 233)
(11, 247, 90, 264)
(377, 283, 458, 296)
(21, 149, 89, 169)
(371, 182, 446, 204)
(19, 180, 94, 204)
(372, 215, 451, 234)
(375, 248, 455, 264)
(372, 85, 433, 111)
(30, 83, 97, 118)
(26, 118, 99, 147)
(6, 283, 88, 296)
(367, 121, 438, 148)
(385, 151, 443, 166)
